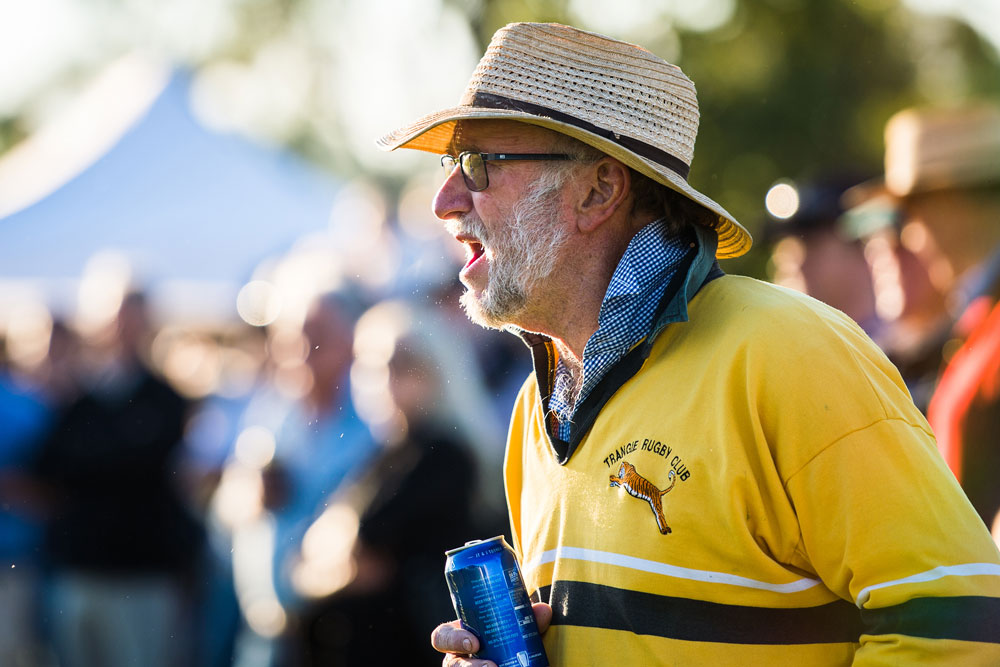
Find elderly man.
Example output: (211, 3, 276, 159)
(378, 22, 1000, 665)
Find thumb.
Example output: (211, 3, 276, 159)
(532, 602, 553, 633)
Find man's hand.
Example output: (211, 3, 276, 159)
(431, 602, 553, 666)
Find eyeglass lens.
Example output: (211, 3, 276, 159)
(459, 152, 488, 191)
(441, 152, 488, 191)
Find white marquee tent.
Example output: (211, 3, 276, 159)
(0, 56, 341, 326)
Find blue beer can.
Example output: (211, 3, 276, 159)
(444, 536, 549, 667)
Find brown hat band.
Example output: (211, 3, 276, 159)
(471, 92, 692, 181)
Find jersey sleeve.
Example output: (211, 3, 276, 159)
(736, 287, 1000, 662)
(783, 410, 1000, 663)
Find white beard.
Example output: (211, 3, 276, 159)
(458, 172, 571, 330)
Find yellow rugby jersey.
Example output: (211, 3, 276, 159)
(505, 275, 1000, 665)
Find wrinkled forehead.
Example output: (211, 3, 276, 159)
(450, 119, 565, 153)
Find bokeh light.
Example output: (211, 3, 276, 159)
(293, 502, 360, 599)
(765, 182, 801, 220)
(4, 299, 53, 369)
(151, 328, 224, 398)
(75, 251, 132, 336)
(237, 280, 282, 327)
(233, 425, 277, 469)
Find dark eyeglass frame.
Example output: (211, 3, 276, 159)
(440, 151, 572, 192)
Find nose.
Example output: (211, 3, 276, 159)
(433, 163, 473, 222)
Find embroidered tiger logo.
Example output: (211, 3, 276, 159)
(609, 461, 677, 535)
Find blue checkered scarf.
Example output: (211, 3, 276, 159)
(550, 218, 695, 438)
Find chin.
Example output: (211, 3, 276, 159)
(460, 288, 524, 331)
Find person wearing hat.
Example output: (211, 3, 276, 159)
(378, 23, 1000, 665)
(850, 105, 1000, 537)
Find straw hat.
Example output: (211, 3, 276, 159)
(377, 22, 751, 259)
(846, 104, 1000, 206)
(883, 105, 1000, 197)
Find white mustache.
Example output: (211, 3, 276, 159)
(446, 214, 489, 243)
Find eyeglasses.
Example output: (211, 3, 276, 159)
(440, 151, 572, 192)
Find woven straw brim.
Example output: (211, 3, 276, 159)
(378, 110, 752, 259)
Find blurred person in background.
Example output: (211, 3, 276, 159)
(420, 277, 526, 519)
(0, 318, 81, 667)
(291, 299, 489, 666)
(840, 196, 948, 409)
(181, 323, 271, 667)
(0, 373, 50, 667)
(765, 176, 882, 337)
(379, 22, 1000, 665)
(849, 104, 1000, 536)
(217, 289, 377, 667)
(30, 290, 204, 667)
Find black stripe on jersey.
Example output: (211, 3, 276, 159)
(533, 580, 863, 645)
(532, 581, 1000, 644)
(861, 595, 1000, 644)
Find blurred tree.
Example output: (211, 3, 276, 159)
(1, 0, 998, 278)
(678, 1, 1000, 276)
(460, 0, 1000, 276)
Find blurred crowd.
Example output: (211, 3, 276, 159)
(0, 274, 526, 666)
(2, 100, 1000, 667)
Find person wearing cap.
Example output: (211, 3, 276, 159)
(849, 105, 1000, 538)
(378, 23, 1000, 665)
(764, 177, 882, 337)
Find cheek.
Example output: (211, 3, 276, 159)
(471, 189, 519, 226)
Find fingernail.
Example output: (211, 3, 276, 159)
(463, 637, 473, 653)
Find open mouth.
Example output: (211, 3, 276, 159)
(465, 241, 485, 269)
(452, 229, 486, 273)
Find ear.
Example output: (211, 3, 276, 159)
(576, 158, 632, 233)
